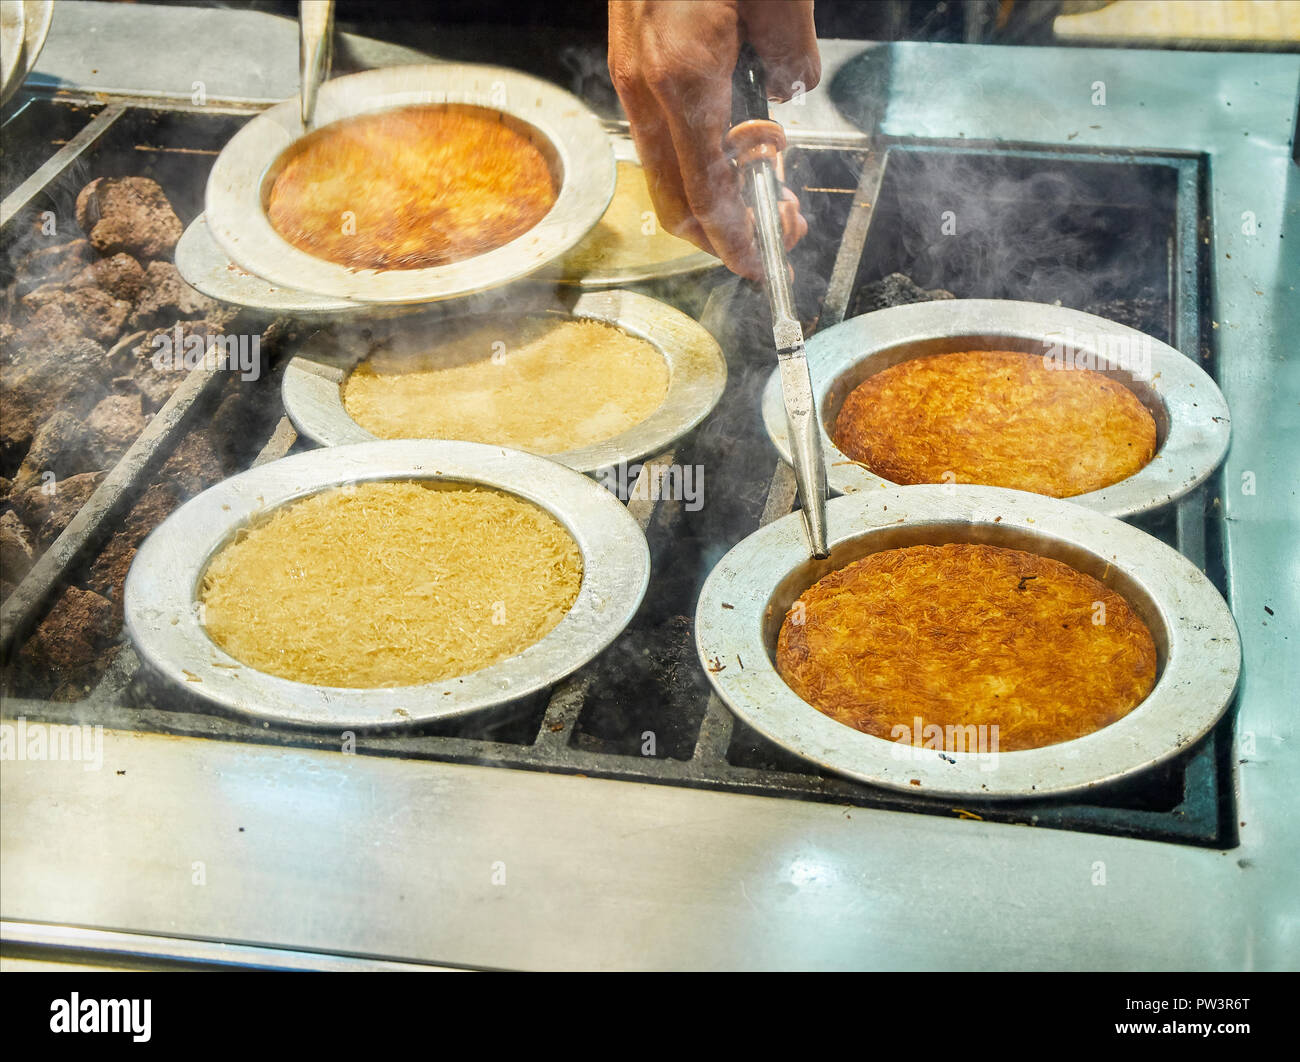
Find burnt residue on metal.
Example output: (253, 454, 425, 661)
(0, 101, 1236, 848)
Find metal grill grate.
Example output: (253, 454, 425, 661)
(0, 95, 1237, 848)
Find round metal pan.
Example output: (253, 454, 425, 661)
(125, 440, 650, 729)
(531, 138, 721, 288)
(205, 64, 615, 304)
(695, 484, 1240, 800)
(762, 300, 1230, 519)
(281, 288, 727, 473)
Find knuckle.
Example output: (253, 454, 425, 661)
(802, 56, 823, 91)
(641, 55, 679, 97)
(608, 57, 639, 95)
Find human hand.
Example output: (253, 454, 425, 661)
(608, 1, 821, 280)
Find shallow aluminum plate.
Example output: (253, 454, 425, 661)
(531, 138, 720, 288)
(281, 288, 727, 473)
(178, 139, 715, 312)
(124, 440, 650, 729)
(695, 484, 1240, 800)
(175, 213, 374, 319)
(762, 300, 1231, 519)
(205, 64, 615, 303)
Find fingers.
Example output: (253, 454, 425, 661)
(614, 69, 710, 253)
(648, 59, 763, 278)
(609, 2, 739, 261)
(778, 185, 807, 252)
(740, 0, 821, 101)
(606, 0, 817, 280)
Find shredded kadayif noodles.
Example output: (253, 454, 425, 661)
(342, 317, 669, 454)
(201, 482, 583, 688)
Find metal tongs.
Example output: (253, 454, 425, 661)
(726, 45, 830, 558)
(299, 0, 335, 130)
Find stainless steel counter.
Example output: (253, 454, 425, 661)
(2, 2, 1297, 970)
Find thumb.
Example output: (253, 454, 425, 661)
(740, 0, 821, 102)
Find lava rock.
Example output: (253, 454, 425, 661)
(11, 470, 106, 548)
(20, 287, 133, 346)
(0, 509, 36, 586)
(128, 318, 225, 411)
(1, 337, 114, 468)
(17, 284, 67, 313)
(121, 482, 180, 537)
(86, 393, 148, 463)
(160, 431, 226, 499)
(207, 389, 260, 469)
(0, 321, 18, 364)
(15, 239, 95, 292)
(86, 538, 135, 612)
(847, 272, 956, 318)
(1083, 295, 1164, 336)
(12, 585, 116, 699)
(12, 413, 110, 496)
(75, 177, 183, 259)
(129, 261, 227, 329)
(70, 252, 147, 304)
(21, 298, 96, 350)
(73, 288, 133, 345)
(84, 483, 179, 617)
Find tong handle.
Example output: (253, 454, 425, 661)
(725, 44, 787, 168)
(731, 42, 769, 125)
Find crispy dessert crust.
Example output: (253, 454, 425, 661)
(267, 104, 556, 271)
(832, 349, 1157, 498)
(775, 543, 1158, 751)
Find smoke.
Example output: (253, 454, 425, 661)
(857, 147, 1176, 339)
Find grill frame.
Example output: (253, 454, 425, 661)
(0, 88, 1242, 850)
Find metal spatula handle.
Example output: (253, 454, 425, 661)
(299, 0, 335, 130)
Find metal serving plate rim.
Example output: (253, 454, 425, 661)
(531, 138, 721, 288)
(204, 64, 616, 304)
(123, 440, 651, 729)
(695, 484, 1240, 800)
(175, 213, 375, 318)
(179, 140, 719, 310)
(281, 288, 727, 473)
(0, 0, 53, 108)
(762, 299, 1231, 518)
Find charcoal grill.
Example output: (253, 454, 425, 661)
(1, 95, 1242, 845)
(1, 9, 1295, 971)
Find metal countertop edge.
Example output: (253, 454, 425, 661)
(0, 921, 471, 972)
(0, 722, 1263, 971)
